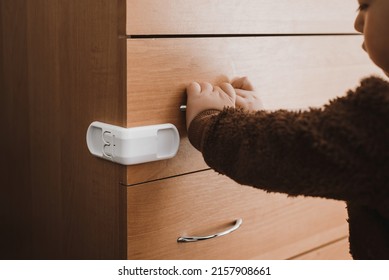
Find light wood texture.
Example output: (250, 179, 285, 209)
(291, 237, 352, 260)
(1, 0, 127, 259)
(126, 36, 383, 185)
(126, 170, 349, 260)
(126, 0, 359, 35)
(2, 0, 378, 261)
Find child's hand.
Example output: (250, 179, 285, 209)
(232, 77, 264, 111)
(186, 82, 236, 129)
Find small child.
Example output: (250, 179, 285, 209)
(185, 0, 389, 259)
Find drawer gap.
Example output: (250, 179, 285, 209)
(121, 168, 210, 187)
(287, 235, 349, 260)
(127, 33, 360, 39)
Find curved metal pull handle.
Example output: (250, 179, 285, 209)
(177, 218, 243, 243)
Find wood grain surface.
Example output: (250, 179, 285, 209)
(291, 237, 352, 260)
(125, 35, 382, 185)
(2, 0, 379, 260)
(126, 170, 349, 259)
(126, 0, 359, 35)
(1, 0, 128, 259)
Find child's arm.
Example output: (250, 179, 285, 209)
(187, 77, 389, 205)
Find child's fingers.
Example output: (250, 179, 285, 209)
(231, 77, 244, 88)
(186, 82, 201, 95)
(232, 77, 254, 91)
(199, 82, 213, 93)
(235, 95, 246, 107)
(219, 82, 236, 99)
(235, 88, 250, 98)
(235, 88, 264, 111)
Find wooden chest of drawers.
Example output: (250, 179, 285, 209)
(2, 0, 382, 259)
(126, 170, 349, 259)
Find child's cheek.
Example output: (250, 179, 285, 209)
(363, 28, 389, 73)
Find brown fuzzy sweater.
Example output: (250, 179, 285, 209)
(188, 77, 389, 260)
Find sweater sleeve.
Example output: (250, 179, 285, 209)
(188, 77, 389, 203)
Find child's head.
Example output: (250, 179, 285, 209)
(354, 0, 389, 76)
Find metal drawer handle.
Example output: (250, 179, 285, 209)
(177, 218, 243, 243)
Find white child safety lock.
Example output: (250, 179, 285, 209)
(86, 121, 180, 165)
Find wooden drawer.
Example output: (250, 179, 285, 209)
(126, 0, 358, 35)
(292, 238, 352, 260)
(126, 170, 349, 259)
(4, 0, 369, 261)
(125, 36, 382, 185)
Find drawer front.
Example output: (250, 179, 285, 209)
(126, 170, 348, 259)
(125, 36, 382, 185)
(126, 0, 358, 35)
(292, 238, 352, 260)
